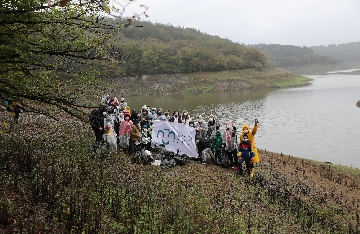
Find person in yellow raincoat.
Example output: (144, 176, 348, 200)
(239, 119, 259, 177)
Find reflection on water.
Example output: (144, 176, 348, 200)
(126, 73, 360, 168)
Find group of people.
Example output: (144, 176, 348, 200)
(195, 118, 259, 177)
(90, 95, 260, 177)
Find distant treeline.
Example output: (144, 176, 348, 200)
(249, 44, 343, 68)
(311, 42, 360, 64)
(107, 20, 268, 76)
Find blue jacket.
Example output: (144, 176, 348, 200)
(238, 141, 254, 160)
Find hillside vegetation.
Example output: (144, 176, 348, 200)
(107, 20, 268, 76)
(1, 113, 359, 233)
(312, 42, 360, 65)
(249, 44, 343, 67)
(110, 20, 350, 78)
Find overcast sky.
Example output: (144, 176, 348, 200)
(122, 0, 360, 47)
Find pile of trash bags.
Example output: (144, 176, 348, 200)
(132, 144, 190, 169)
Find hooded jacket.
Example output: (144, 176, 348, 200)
(140, 109, 149, 120)
(131, 124, 142, 142)
(213, 132, 223, 151)
(119, 113, 133, 135)
(119, 100, 128, 111)
(240, 123, 259, 163)
(222, 127, 237, 152)
(90, 107, 105, 131)
(195, 121, 208, 140)
(238, 140, 253, 159)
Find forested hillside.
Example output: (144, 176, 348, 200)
(108, 20, 268, 76)
(312, 42, 360, 65)
(249, 44, 343, 67)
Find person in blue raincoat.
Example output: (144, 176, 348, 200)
(239, 119, 259, 177)
(237, 135, 255, 177)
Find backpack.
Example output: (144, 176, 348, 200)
(173, 154, 189, 166)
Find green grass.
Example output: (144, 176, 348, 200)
(271, 75, 311, 87)
(184, 68, 311, 92)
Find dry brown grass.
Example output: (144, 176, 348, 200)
(0, 112, 359, 233)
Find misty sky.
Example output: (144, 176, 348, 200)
(122, 0, 360, 47)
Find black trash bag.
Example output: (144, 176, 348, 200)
(165, 151, 175, 159)
(149, 145, 164, 160)
(169, 158, 177, 167)
(133, 144, 154, 165)
(160, 148, 169, 156)
(216, 149, 230, 168)
(161, 158, 177, 169)
(160, 154, 167, 161)
(182, 154, 190, 164)
(152, 144, 168, 155)
(153, 145, 190, 168)
(151, 152, 162, 161)
(144, 152, 154, 165)
(173, 153, 189, 166)
(155, 146, 175, 161)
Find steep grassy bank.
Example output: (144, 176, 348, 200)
(110, 68, 311, 97)
(1, 114, 359, 233)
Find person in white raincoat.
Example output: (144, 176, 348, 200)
(103, 124, 117, 152)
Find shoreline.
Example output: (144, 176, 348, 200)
(109, 68, 312, 97)
(258, 148, 359, 170)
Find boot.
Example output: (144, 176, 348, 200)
(249, 168, 255, 178)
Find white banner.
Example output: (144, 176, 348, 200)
(152, 120, 198, 157)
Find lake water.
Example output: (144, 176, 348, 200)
(126, 70, 360, 168)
